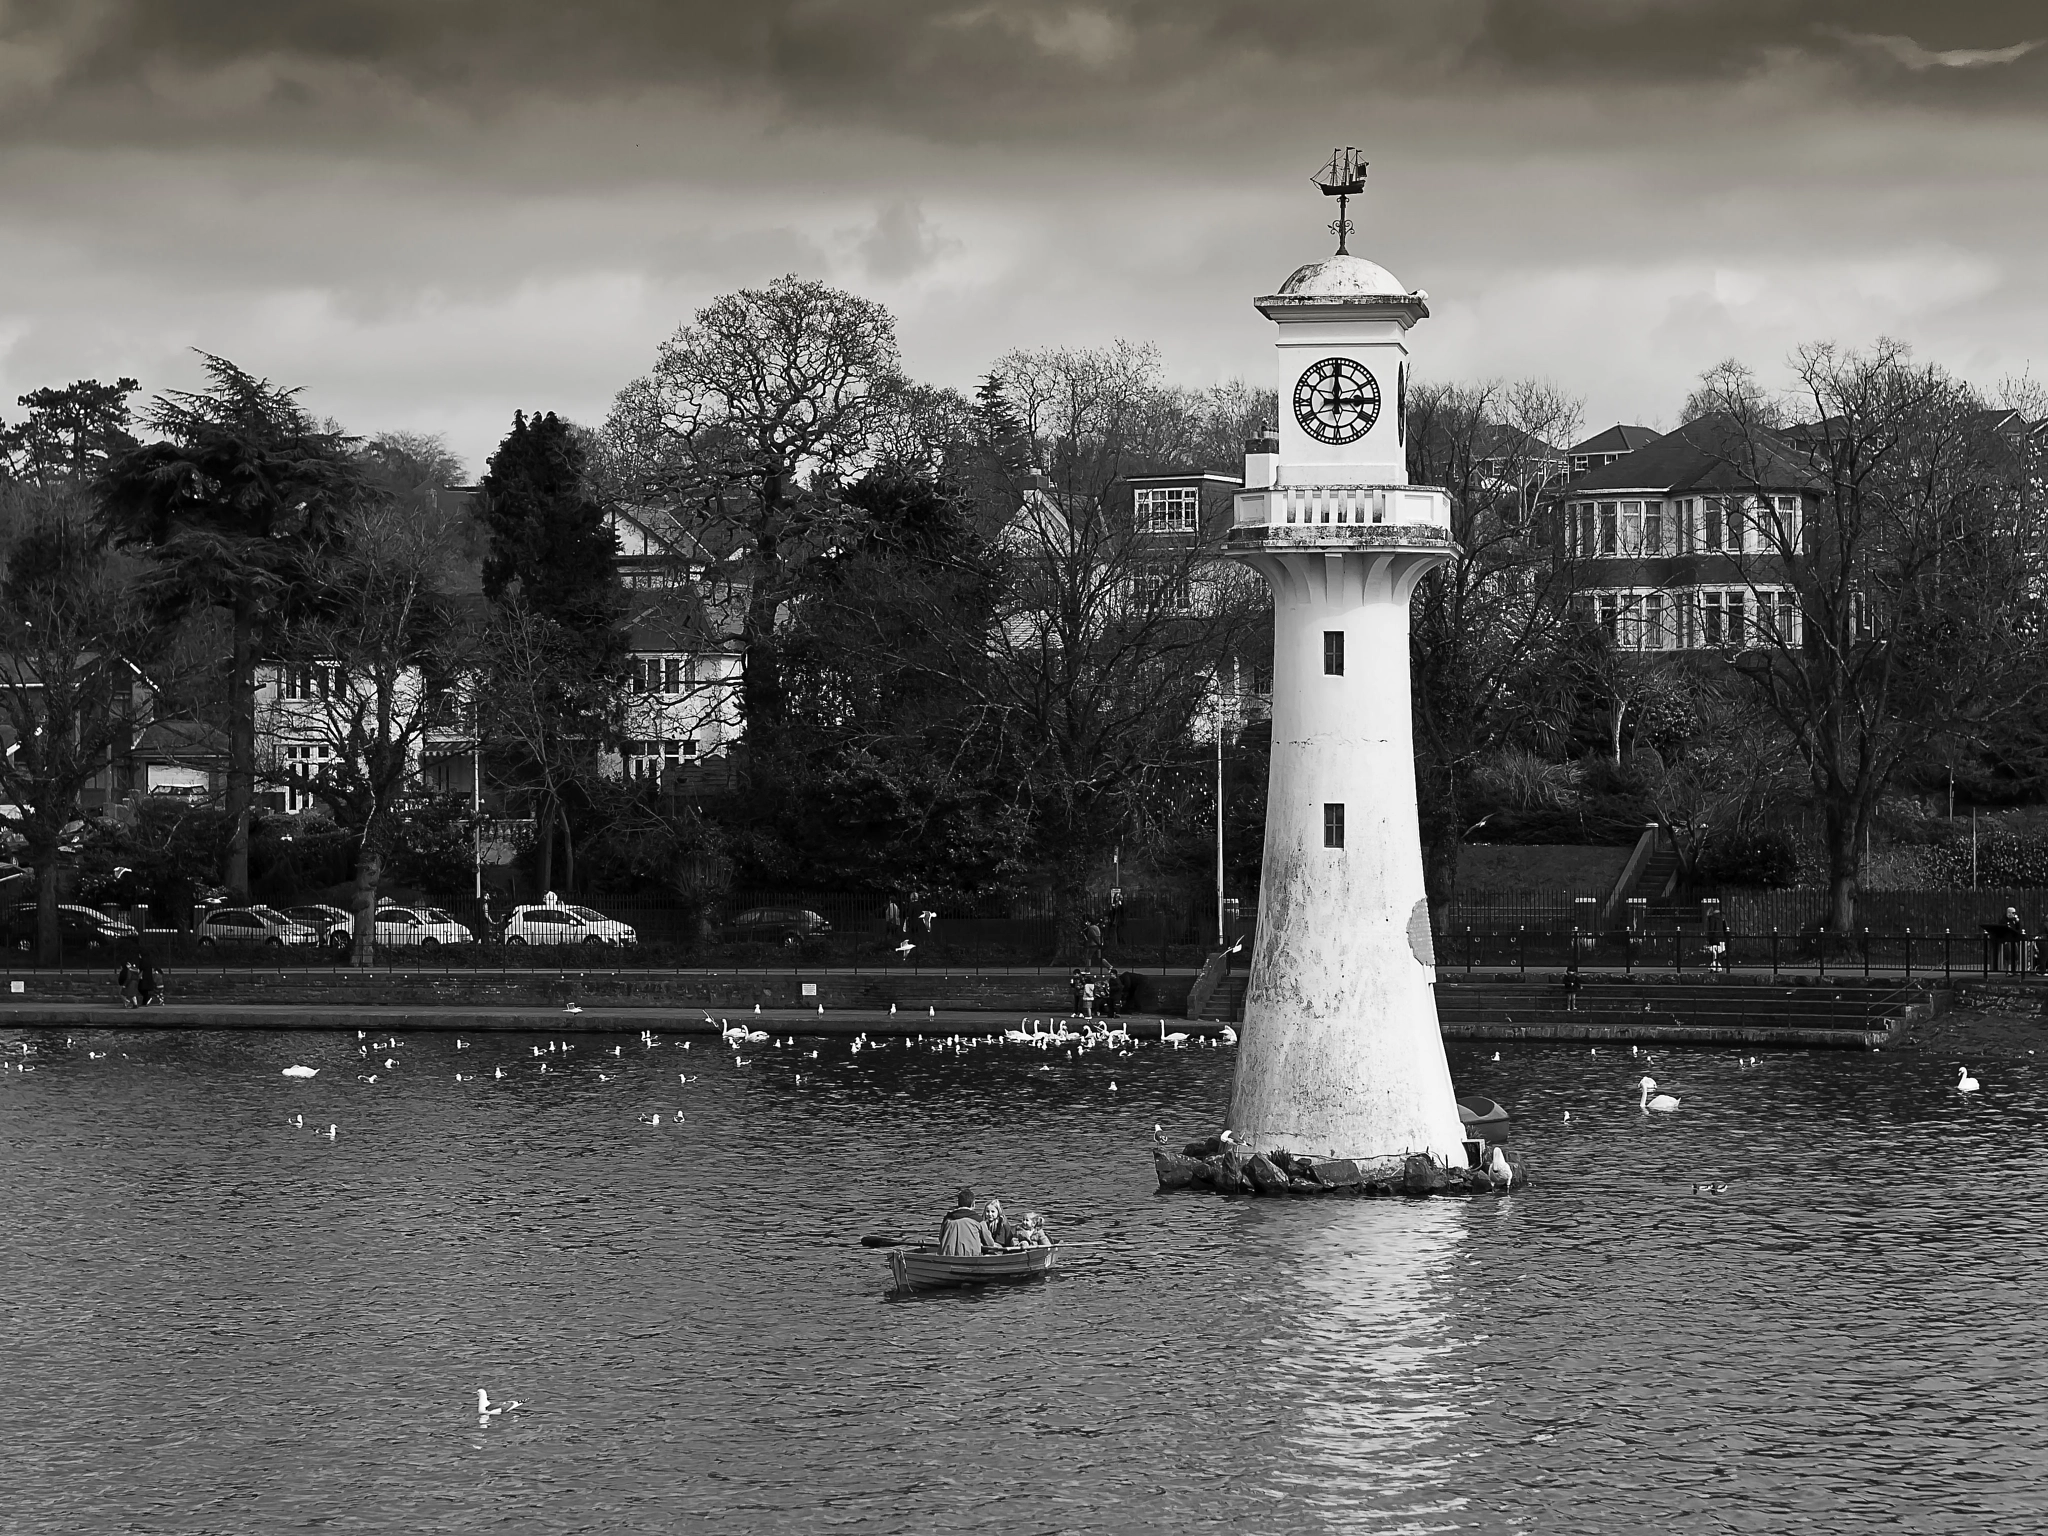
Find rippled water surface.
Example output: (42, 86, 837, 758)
(4, 1023, 2047, 1534)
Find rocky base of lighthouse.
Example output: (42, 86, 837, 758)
(1153, 1140, 1529, 1198)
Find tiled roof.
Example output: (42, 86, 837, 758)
(1569, 416, 1820, 495)
(1568, 424, 1662, 457)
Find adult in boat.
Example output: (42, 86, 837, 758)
(939, 1187, 997, 1256)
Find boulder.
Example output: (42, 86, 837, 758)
(1245, 1152, 1291, 1196)
(1401, 1154, 1447, 1197)
(1153, 1151, 1204, 1190)
(1211, 1150, 1249, 1195)
(1181, 1141, 1213, 1159)
(1285, 1177, 1323, 1196)
(1303, 1158, 1362, 1189)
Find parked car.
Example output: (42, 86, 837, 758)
(283, 903, 356, 953)
(720, 906, 833, 945)
(501, 902, 637, 947)
(371, 904, 475, 948)
(3, 901, 138, 951)
(195, 906, 324, 948)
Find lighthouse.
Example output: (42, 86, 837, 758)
(1223, 153, 1466, 1166)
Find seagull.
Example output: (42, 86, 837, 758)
(1490, 1051, 1501, 1062)
(281, 1065, 319, 1078)
(87, 1051, 105, 1060)
(734, 1056, 751, 1067)
(288, 1113, 304, 1128)
(324, 1124, 337, 1139)
(494, 1066, 505, 1079)
(1153, 1123, 1167, 1145)
(895, 941, 915, 955)
(1693, 1181, 1730, 1195)
(383, 1058, 397, 1069)
(455, 1073, 470, 1082)
(1958, 1066, 1981, 1093)
(1108, 1081, 1117, 1093)
(359, 1074, 378, 1083)
(1639, 1076, 1680, 1112)
(639, 1113, 661, 1125)
(456, 1039, 469, 1050)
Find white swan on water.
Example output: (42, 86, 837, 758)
(1958, 1067, 1981, 1093)
(477, 1388, 521, 1417)
(281, 1065, 318, 1078)
(1219, 1026, 1238, 1045)
(1638, 1076, 1680, 1112)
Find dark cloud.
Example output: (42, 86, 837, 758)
(10, 0, 2048, 143)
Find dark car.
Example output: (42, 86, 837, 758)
(720, 906, 833, 945)
(4, 901, 138, 951)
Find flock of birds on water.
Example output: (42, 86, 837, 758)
(0, 1018, 2023, 1424)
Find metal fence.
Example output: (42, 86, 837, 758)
(1442, 922, 2039, 980)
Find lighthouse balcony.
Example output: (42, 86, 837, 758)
(1231, 483, 1453, 540)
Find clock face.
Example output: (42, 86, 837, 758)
(1293, 357, 1381, 446)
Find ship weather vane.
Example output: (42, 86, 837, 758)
(1313, 147, 1368, 255)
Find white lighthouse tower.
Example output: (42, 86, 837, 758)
(1223, 152, 1466, 1166)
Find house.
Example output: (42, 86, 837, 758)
(1562, 417, 1817, 652)
(608, 504, 744, 787)
(1568, 424, 1662, 479)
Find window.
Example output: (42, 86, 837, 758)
(1135, 486, 1200, 534)
(1599, 502, 1618, 555)
(1323, 803, 1345, 849)
(681, 738, 699, 758)
(1571, 455, 1590, 476)
(1726, 589, 1746, 642)
(282, 663, 340, 702)
(1644, 592, 1668, 650)
(282, 743, 331, 813)
(1761, 588, 1799, 646)
(1323, 631, 1344, 676)
(1596, 593, 1619, 638)
(1703, 498, 1723, 552)
(663, 657, 682, 694)
(1701, 591, 1724, 647)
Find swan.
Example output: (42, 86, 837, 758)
(455, 1073, 470, 1083)
(87, 1051, 106, 1060)
(746, 1030, 768, 1042)
(383, 1058, 397, 1068)
(288, 1113, 304, 1128)
(456, 1039, 469, 1050)
(1108, 1081, 1117, 1092)
(281, 1065, 319, 1078)
(639, 1113, 661, 1125)
(1490, 1051, 1501, 1062)
(1487, 1146, 1514, 1187)
(1957, 1066, 1980, 1093)
(1219, 1026, 1238, 1045)
(477, 1389, 522, 1416)
(1638, 1076, 1680, 1112)
(1159, 1021, 1188, 1048)
(563, 1004, 583, 1015)
(324, 1124, 337, 1139)
(494, 1066, 505, 1079)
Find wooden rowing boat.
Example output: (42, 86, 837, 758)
(887, 1242, 1059, 1291)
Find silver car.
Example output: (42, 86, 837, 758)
(195, 905, 324, 948)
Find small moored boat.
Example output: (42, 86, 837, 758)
(887, 1243, 1059, 1291)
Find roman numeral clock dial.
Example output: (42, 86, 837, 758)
(1292, 357, 1381, 445)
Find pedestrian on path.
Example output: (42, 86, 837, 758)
(1562, 956, 1582, 1013)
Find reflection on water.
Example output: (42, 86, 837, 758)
(3, 1025, 2046, 1534)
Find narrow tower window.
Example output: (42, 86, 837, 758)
(1323, 803, 1345, 848)
(1323, 630, 1345, 675)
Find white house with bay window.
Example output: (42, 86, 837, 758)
(1563, 418, 1818, 655)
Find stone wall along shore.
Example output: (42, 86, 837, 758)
(1153, 1137, 1527, 1198)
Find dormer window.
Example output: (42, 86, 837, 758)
(1135, 486, 1200, 534)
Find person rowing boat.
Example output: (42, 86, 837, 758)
(939, 1186, 998, 1256)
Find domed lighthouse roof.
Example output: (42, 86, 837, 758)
(1258, 250, 1430, 321)
(1275, 252, 1410, 300)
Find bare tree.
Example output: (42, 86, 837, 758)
(271, 486, 472, 964)
(1406, 378, 1585, 927)
(1696, 340, 2048, 931)
(602, 277, 906, 741)
(0, 493, 166, 961)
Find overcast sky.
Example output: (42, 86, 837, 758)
(3, 0, 2046, 473)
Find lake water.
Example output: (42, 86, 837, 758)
(3, 1024, 2045, 1534)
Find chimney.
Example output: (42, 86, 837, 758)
(1243, 428, 1280, 490)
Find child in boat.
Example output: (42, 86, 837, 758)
(1019, 1213, 1050, 1248)
(982, 1198, 1016, 1248)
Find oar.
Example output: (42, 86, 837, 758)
(860, 1232, 936, 1248)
